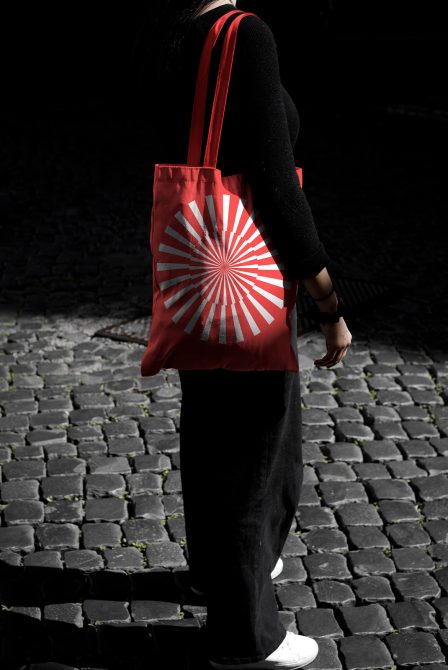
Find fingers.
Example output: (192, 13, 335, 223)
(314, 351, 339, 368)
(314, 344, 350, 368)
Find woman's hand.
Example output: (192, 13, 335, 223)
(300, 267, 353, 368)
(314, 317, 352, 368)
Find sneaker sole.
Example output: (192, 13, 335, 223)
(208, 631, 318, 669)
(209, 657, 315, 669)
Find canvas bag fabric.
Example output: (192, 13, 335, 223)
(140, 9, 303, 376)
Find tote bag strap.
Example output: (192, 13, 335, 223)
(187, 9, 256, 167)
(187, 9, 241, 166)
(203, 11, 256, 167)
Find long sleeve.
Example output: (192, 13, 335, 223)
(227, 15, 331, 280)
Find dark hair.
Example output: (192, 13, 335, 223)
(132, 0, 220, 86)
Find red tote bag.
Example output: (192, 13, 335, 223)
(140, 9, 303, 376)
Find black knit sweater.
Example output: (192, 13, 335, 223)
(152, 4, 331, 280)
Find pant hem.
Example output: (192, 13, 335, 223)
(208, 628, 287, 665)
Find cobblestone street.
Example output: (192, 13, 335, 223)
(1, 103, 448, 669)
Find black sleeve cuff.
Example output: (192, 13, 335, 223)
(285, 242, 331, 280)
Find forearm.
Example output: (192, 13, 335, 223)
(302, 267, 339, 313)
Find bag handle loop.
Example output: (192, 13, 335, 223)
(203, 11, 255, 167)
(187, 10, 256, 167)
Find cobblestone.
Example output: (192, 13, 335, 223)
(391, 546, 435, 571)
(297, 506, 338, 529)
(41, 474, 83, 498)
(275, 556, 307, 583)
(84, 497, 129, 522)
(386, 630, 445, 665)
(377, 499, 421, 523)
(83, 599, 131, 624)
(391, 571, 441, 600)
(351, 575, 395, 603)
(1, 478, 40, 500)
(35, 523, 80, 550)
(338, 603, 394, 636)
(121, 518, 169, 543)
(104, 546, 144, 570)
(146, 540, 186, 568)
(4, 499, 45, 525)
(345, 526, 390, 550)
(325, 442, 364, 463)
(412, 474, 448, 500)
(385, 521, 432, 547)
(335, 503, 383, 527)
(303, 553, 351, 580)
(131, 599, 182, 622)
(296, 608, 344, 638)
(81, 522, 122, 549)
(0, 524, 35, 552)
(386, 599, 438, 631)
(360, 439, 403, 462)
(301, 528, 349, 553)
(277, 583, 316, 610)
(85, 473, 126, 497)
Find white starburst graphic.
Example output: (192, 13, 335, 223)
(154, 193, 292, 344)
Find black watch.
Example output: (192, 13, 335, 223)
(313, 295, 346, 324)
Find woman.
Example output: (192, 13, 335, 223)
(147, 1, 352, 667)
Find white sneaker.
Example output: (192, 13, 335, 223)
(270, 557, 284, 580)
(209, 630, 319, 669)
(191, 558, 284, 597)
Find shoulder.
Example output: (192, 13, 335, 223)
(233, 13, 279, 53)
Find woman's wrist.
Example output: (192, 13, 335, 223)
(316, 292, 339, 313)
(302, 268, 338, 312)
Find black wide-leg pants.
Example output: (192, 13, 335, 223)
(178, 305, 303, 664)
